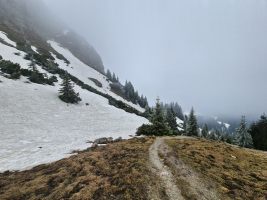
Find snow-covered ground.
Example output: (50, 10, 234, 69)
(31, 45, 38, 53)
(0, 31, 16, 47)
(0, 41, 30, 69)
(48, 40, 145, 113)
(0, 32, 148, 172)
(0, 77, 147, 172)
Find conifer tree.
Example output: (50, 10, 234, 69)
(124, 81, 135, 102)
(186, 107, 199, 136)
(235, 116, 253, 148)
(201, 124, 209, 138)
(249, 114, 267, 150)
(208, 129, 217, 140)
(166, 107, 178, 134)
(183, 115, 188, 135)
(59, 74, 81, 104)
(150, 97, 170, 136)
(112, 72, 117, 82)
(106, 69, 112, 80)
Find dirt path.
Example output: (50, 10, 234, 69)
(149, 137, 220, 200)
(149, 137, 185, 200)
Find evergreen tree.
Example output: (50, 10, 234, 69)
(235, 116, 253, 148)
(183, 115, 188, 135)
(138, 95, 146, 108)
(166, 107, 178, 134)
(143, 106, 153, 119)
(249, 114, 267, 150)
(59, 74, 81, 104)
(106, 69, 112, 80)
(215, 129, 221, 140)
(28, 53, 41, 82)
(150, 98, 170, 136)
(144, 97, 148, 107)
(124, 81, 135, 102)
(186, 107, 199, 136)
(201, 124, 209, 138)
(208, 129, 217, 140)
(29, 54, 37, 72)
(112, 72, 117, 82)
(162, 102, 184, 121)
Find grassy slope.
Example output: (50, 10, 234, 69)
(0, 137, 266, 200)
(0, 138, 156, 200)
(166, 138, 267, 200)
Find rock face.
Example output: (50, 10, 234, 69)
(0, 0, 105, 74)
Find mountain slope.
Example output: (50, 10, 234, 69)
(0, 0, 104, 73)
(0, 76, 147, 172)
(0, 0, 148, 172)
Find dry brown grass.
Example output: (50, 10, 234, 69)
(166, 138, 267, 200)
(0, 137, 155, 200)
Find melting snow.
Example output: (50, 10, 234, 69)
(0, 41, 30, 68)
(48, 40, 145, 113)
(0, 36, 148, 172)
(0, 31, 16, 47)
(176, 117, 184, 131)
(176, 117, 184, 125)
(224, 123, 230, 129)
(31, 46, 38, 53)
(0, 77, 147, 172)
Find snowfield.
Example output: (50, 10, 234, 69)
(48, 40, 145, 113)
(0, 33, 148, 172)
(0, 31, 16, 47)
(0, 77, 147, 172)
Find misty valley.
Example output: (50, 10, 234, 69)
(0, 0, 266, 200)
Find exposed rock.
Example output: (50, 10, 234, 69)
(93, 137, 113, 145)
(91, 143, 98, 148)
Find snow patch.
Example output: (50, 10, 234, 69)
(224, 123, 230, 129)
(176, 117, 184, 125)
(0, 31, 16, 47)
(31, 46, 38, 53)
(176, 117, 184, 131)
(0, 42, 30, 68)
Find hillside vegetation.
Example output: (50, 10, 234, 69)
(0, 138, 159, 200)
(165, 138, 267, 200)
(0, 137, 266, 200)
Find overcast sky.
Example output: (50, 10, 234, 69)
(44, 0, 267, 118)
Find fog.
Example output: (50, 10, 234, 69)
(43, 0, 267, 118)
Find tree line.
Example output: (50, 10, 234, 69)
(106, 69, 148, 108)
(137, 98, 182, 136)
(136, 98, 267, 151)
